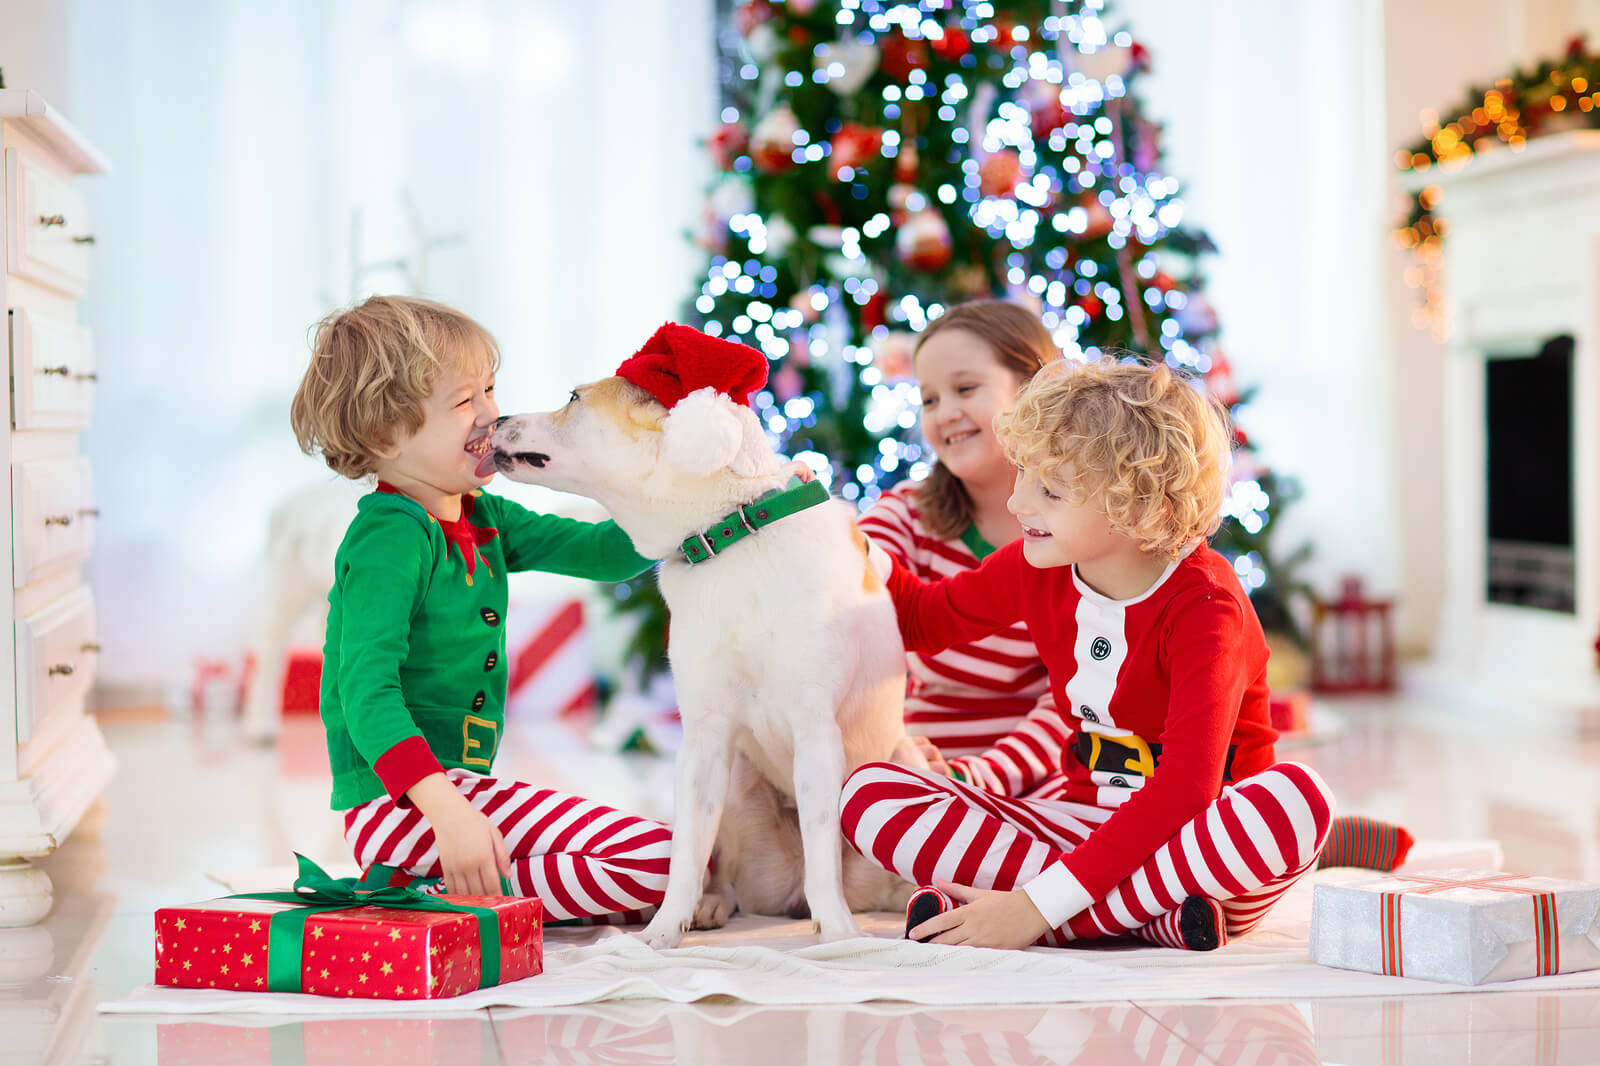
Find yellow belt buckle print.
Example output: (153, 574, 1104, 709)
(1089, 731, 1156, 778)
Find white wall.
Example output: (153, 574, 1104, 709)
(1381, 0, 1600, 654)
(44, 0, 715, 698)
(1121, 0, 1400, 624)
(0, 0, 70, 106)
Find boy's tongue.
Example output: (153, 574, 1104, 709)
(473, 449, 498, 478)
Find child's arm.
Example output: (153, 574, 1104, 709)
(884, 541, 1028, 655)
(406, 774, 510, 896)
(489, 496, 655, 580)
(1018, 591, 1252, 932)
(946, 690, 1072, 797)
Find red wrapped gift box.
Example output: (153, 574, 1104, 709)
(154, 864, 542, 999)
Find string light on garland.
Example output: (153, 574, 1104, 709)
(1396, 35, 1599, 334)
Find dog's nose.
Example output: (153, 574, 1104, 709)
(492, 416, 509, 427)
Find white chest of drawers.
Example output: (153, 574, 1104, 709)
(0, 90, 115, 927)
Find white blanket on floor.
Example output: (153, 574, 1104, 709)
(107, 839, 1600, 1015)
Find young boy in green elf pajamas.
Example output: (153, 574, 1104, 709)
(291, 295, 671, 919)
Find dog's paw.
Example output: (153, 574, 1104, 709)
(636, 917, 688, 950)
(691, 892, 734, 930)
(813, 914, 865, 942)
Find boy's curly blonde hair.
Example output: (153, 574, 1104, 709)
(291, 295, 501, 479)
(996, 357, 1232, 559)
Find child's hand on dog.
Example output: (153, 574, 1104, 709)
(908, 879, 1051, 949)
(911, 736, 951, 777)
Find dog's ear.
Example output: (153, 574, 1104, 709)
(727, 403, 772, 478)
(662, 387, 745, 477)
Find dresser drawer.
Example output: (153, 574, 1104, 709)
(5, 148, 95, 295)
(14, 587, 97, 743)
(8, 308, 95, 430)
(11, 458, 95, 587)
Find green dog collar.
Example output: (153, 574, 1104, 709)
(678, 477, 830, 564)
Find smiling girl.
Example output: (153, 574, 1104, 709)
(857, 302, 1063, 795)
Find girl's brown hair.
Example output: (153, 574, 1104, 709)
(291, 295, 501, 479)
(912, 301, 1058, 539)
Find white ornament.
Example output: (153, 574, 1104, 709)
(751, 106, 801, 168)
(748, 23, 780, 62)
(814, 39, 880, 96)
(766, 216, 798, 257)
(706, 175, 754, 226)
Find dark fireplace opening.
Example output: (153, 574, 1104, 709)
(1485, 334, 1575, 613)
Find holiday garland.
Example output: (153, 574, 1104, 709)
(1395, 35, 1600, 328)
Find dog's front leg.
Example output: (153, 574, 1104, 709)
(638, 718, 732, 950)
(791, 709, 865, 942)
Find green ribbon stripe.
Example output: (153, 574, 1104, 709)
(231, 853, 504, 994)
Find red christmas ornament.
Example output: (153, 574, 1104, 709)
(1080, 294, 1104, 318)
(1130, 40, 1152, 73)
(828, 123, 883, 179)
(735, 0, 776, 38)
(896, 209, 952, 272)
(860, 289, 888, 331)
(1151, 271, 1177, 292)
(1080, 192, 1114, 238)
(1027, 82, 1069, 140)
(931, 28, 970, 61)
(750, 107, 799, 173)
(879, 33, 930, 80)
(979, 150, 1024, 198)
(707, 122, 749, 172)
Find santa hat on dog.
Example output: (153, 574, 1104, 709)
(616, 323, 769, 476)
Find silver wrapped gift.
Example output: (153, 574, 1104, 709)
(1309, 868, 1600, 985)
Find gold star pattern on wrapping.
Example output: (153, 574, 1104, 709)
(311, 926, 325, 939)
(249, 920, 262, 932)
(219, 964, 229, 976)
(361, 951, 371, 962)
(358, 973, 368, 984)
(320, 969, 330, 980)
(221, 943, 231, 954)
(181, 960, 191, 971)
(240, 953, 253, 966)
(380, 961, 393, 976)
(257, 977, 265, 987)
(388, 928, 401, 941)
(174, 918, 187, 931)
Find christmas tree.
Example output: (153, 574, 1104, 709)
(613, 0, 1307, 672)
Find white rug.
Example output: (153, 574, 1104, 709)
(106, 839, 1600, 1015)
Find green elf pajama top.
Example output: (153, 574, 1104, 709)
(321, 486, 654, 810)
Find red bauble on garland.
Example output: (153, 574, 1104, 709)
(750, 107, 800, 173)
(735, 0, 776, 37)
(896, 208, 953, 272)
(931, 28, 970, 61)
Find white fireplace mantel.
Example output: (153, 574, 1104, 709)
(1410, 130, 1600, 730)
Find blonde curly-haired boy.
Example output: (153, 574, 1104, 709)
(844, 357, 1336, 952)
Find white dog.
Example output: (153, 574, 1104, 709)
(486, 326, 924, 947)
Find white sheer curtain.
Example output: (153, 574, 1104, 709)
(68, 0, 715, 694)
(1122, 0, 1400, 607)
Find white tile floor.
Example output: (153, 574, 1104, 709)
(16, 681, 1600, 1064)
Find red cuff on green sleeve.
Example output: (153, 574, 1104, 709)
(373, 736, 446, 804)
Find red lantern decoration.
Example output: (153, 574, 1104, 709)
(1309, 576, 1397, 694)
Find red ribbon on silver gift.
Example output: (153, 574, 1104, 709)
(1379, 873, 1559, 977)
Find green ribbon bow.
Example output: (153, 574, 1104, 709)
(232, 853, 504, 994)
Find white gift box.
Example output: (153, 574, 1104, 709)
(1310, 868, 1600, 985)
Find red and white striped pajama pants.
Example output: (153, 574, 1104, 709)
(342, 767, 672, 922)
(841, 761, 1334, 946)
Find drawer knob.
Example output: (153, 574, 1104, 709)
(72, 234, 96, 245)
(37, 214, 66, 227)
(75, 372, 98, 382)
(44, 515, 73, 527)
(80, 642, 101, 653)
(48, 664, 74, 677)
(40, 365, 70, 377)
(78, 508, 100, 518)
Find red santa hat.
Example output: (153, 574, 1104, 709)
(616, 323, 767, 409)
(616, 323, 770, 477)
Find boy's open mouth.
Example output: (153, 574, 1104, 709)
(1020, 523, 1051, 538)
(466, 434, 497, 477)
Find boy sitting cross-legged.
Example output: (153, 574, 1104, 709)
(844, 356, 1336, 950)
